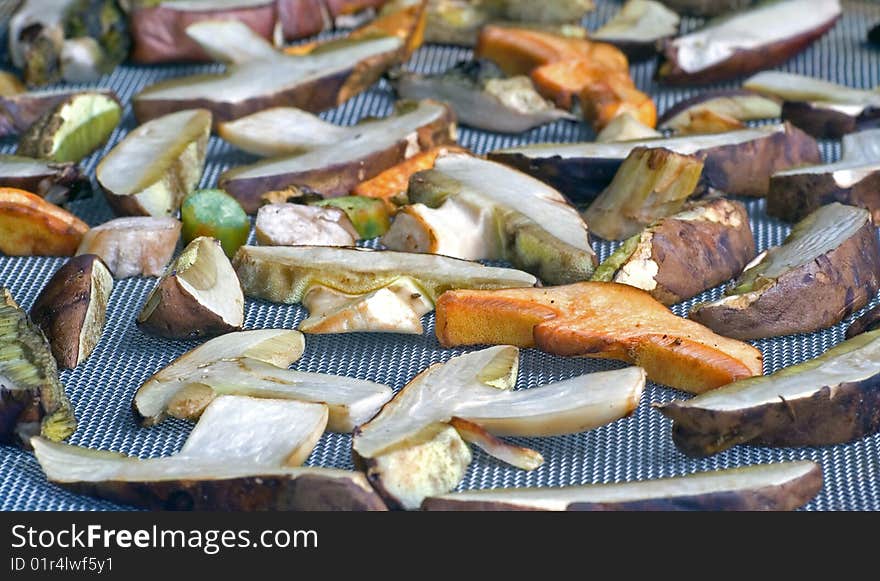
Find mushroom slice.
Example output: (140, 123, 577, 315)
(657, 329, 880, 457)
(435, 283, 762, 394)
(422, 461, 822, 511)
(591, 0, 680, 61)
(690, 203, 880, 340)
(133, 328, 305, 426)
(0, 88, 119, 138)
(299, 278, 434, 335)
(75, 217, 182, 278)
(137, 236, 244, 339)
(29, 255, 113, 369)
(32, 395, 386, 510)
(352, 346, 646, 509)
(133, 35, 405, 125)
(183, 17, 281, 64)
(16, 92, 122, 163)
(657, 0, 841, 85)
(0, 155, 86, 205)
(162, 357, 392, 432)
(744, 71, 880, 138)
(98, 109, 211, 218)
(595, 112, 662, 143)
(391, 59, 574, 134)
(218, 107, 348, 157)
(0, 288, 75, 448)
(233, 244, 537, 304)
(658, 90, 782, 134)
(218, 100, 456, 213)
(0, 187, 89, 257)
(254, 203, 358, 247)
(583, 147, 705, 241)
(448, 417, 544, 471)
(487, 123, 820, 201)
(383, 153, 596, 284)
(129, 1, 279, 64)
(592, 198, 756, 305)
(767, 128, 880, 223)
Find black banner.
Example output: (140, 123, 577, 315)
(0, 510, 856, 578)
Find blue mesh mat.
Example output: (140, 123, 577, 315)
(1, 0, 879, 511)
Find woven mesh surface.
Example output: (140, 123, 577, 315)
(2, 0, 880, 511)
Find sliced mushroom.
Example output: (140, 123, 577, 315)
(218, 100, 456, 213)
(0, 155, 87, 205)
(17, 92, 122, 163)
(159, 356, 392, 432)
(744, 71, 880, 138)
(98, 109, 211, 217)
(583, 147, 705, 241)
(298, 278, 434, 335)
(137, 236, 244, 339)
(591, 198, 756, 305)
(32, 395, 387, 510)
(658, 329, 880, 457)
(768, 129, 880, 223)
(255, 203, 358, 246)
(0, 288, 76, 448)
(233, 245, 536, 333)
(391, 59, 574, 133)
(595, 112, 662, 143)
(218, 107, 349, 157)
(353, 346, 646, 509)
(657, 0, 841, 85)
(0, 187, 89, 257)
(0, 88, 118, 138)
(591, 0, 680, 61)
(690, 203, 880, 339)
(487, 123, 820, 201)
(658, 90, 782, 134)
(133, 35, 405, 125)
(29, 255, 113, 369)
(422, 461, 822, 511)
(435, 282, 763, 394)
(75, 217, 182, 278)
(383, 153, 596, 284)
(134, 328, 305, 426)
(130, 5, 279, 64)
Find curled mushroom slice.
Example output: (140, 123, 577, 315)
(353, 346, 646, 509)
(133, 329, 305, 426)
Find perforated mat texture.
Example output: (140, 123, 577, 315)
(1, 0, 880, 511)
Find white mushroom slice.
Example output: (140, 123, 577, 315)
(31, 395, 388, 510)
(164, 357, 393, 432)
(383, 154, 596, 284)
(137, 236, 245, 339)
(75, 216, 181, 278)
(255, 203, 358, 246)
(353, 346, 646, 509)
(299, 278, 434, 335)
(422, 461, 823, 511)
(133, 328, 305, 426)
